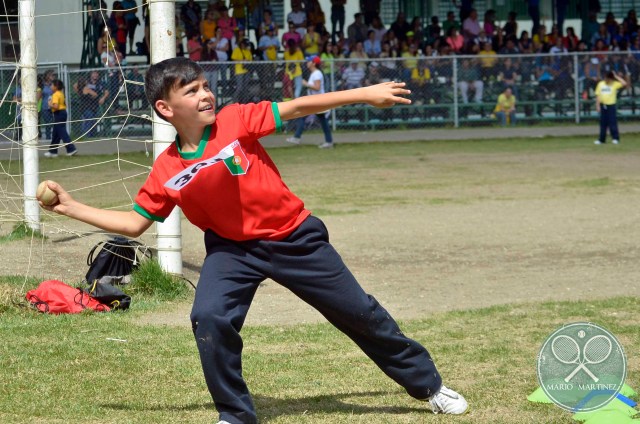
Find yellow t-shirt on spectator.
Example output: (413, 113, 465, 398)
(478, 49, 497, 68)
(284, 49, 303, 79)
(401, 52, 418, 70)
(411, 68, 430, 85)
(51, 90, 66, 111)
(302, 32, 320, 55)
(201, 20, 217, 41)
(231, 46, 252, 75)
(265, 45, 277, 61)
(494, 93, 515, 112)
(595, 80, 623, 105)
(320, 52, 334, 74)
(532, 33, 549, 45)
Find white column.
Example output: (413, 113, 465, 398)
(150, 0, 182, 275)
(19, 0, 40, 231)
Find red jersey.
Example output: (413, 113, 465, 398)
(133, 101, 310, 241)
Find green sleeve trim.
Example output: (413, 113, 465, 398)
(271, 102, 282, 133)
(133, 203, 166, 222)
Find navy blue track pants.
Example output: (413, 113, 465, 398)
(190, 215, 441, 424)
(599, 104, 620, 142)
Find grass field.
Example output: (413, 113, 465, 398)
(1, 134, 639, 423)
(0, 294, 637, 423)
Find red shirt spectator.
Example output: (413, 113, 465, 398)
(217, 6, 237, 41)
(446, 27, 464, 53)
(187, 32, 203, 61)
(562, 26, 580, 51)
(282, 21, 302, 49)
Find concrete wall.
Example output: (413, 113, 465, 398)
(35, 0, 85, 65)
(34, 0, 144, 67)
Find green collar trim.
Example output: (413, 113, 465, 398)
(176, 125, 211, 159)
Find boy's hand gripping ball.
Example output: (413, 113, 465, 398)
(36, 180, 58, 206)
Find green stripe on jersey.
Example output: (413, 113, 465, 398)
(271, 102, 282, 132)
(133, 203, 166, 222)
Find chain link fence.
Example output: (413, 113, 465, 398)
(54, 51, 640, 141)
(0, 62, 64, 142)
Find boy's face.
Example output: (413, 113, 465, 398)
(156, 76, 216, 127)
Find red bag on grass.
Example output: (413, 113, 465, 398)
(25, 280, 110, 314)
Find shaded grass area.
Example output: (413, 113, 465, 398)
(0, 296, 637, 423)
(0, 222, 45, 243)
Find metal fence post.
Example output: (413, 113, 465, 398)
(63, 65, 71, 137)
(574, 53, 580, 124)
(330, 59, 336, 131)
(452, 56, 459, 128)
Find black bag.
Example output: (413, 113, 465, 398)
(84, 236, 152, 285)
(83, 280, 131, 311)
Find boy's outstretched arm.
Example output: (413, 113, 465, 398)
(40, 181, 154, 238)
(277, 81, 411, 121)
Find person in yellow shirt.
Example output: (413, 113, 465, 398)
(493, 86, 516, 126)
(302, 23, 321, 56)
(200, 9, 217, 41)
(594, 71, 627, 145)
(411, 59, 431, 102)
(400, 42, 419, 81)
(231, 38, 253, 103)
(283, 38, 304, 100)
(478, 41, 497, 80)
(45, 79, 77, 157)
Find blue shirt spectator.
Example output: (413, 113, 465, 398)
(363, 30, 381, 57)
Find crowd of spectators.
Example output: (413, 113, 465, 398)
(84, 1, 640, 117)
(166, 1, 637, 104)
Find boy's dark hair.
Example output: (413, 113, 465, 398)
(145, 57, 204, 121)
(52, 79, 64, 90)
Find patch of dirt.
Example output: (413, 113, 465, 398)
(3, 150, 639, 327)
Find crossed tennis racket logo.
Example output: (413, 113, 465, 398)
(551, 334, 613, 383)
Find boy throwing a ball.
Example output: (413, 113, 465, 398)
(39, 57, 468, 423)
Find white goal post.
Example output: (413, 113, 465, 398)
(18, 0, 184, 275)
(20, 0, 40, 232)
(149, 0, 183, 275)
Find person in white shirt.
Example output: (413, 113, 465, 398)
(287, 2, 307, 36)
(286, 55, 334, 148)
(462, 8, 482, 40)
(549, 37, 567, 55)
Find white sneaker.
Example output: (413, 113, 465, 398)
(43, 152, 58, 158)
(428, 385, 468, 414)
(216, 421, 232, 424)
(318, 142, 334, 149)
(612, 139, 619, 144)
(594, 140, 603, 145)
(286, 137, 301, 145)
(67, 149, 78, 156)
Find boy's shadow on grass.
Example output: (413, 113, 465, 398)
(101, 390, 428, 421)
(253, 391, 427, 420)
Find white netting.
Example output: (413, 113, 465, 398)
(0, 2, 163, 285)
